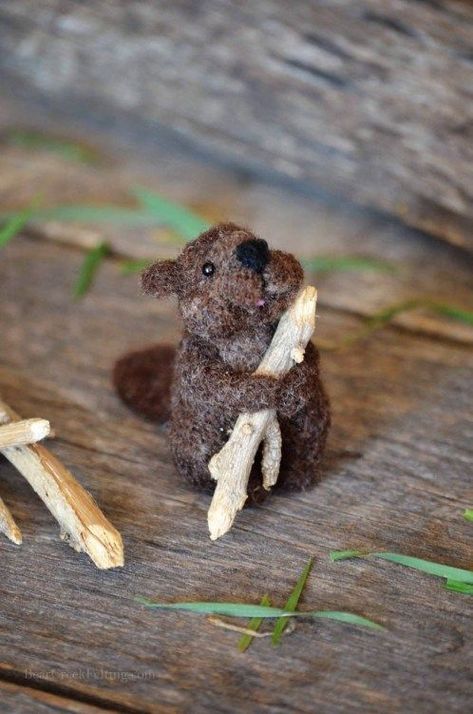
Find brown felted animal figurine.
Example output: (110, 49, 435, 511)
(114, 223, 330, 503)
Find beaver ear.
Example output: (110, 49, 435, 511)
(141, 259, 179, 297)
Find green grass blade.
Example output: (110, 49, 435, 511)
(5, 129, 100, 165)
(371, 553, 473, 584)
(45, 205, 163, 226)
(238, 594, 271, 653)
(73, 242, 110, 298)
(0, 204, 35, 248)
(318, 301, 422, 351)
(0, 205, 166, 227)
(120, 259, 153, 275)
(136, 599, 286, 617)
(464, 509, 473, 522)
(272, 557, 314, 646)
(136, 597, 382, 629)
(46, 205, 160, 225)
(330, 550, 473, 585)
(365, 299, 473, 331)
(365, 299, 421, 329)
(321, 298, 473, 351)
(302, 256, 396, 274)
(445, 580, 473, 595)
(430, 302, 473, 327)
(132, 186, 210, 240)
(311, 611, 384, 630)
(330, 550, 364, 561)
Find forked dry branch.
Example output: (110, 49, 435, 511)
(208, 286, 318, 540)
(0, 396, 124, 568)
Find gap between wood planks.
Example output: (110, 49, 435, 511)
(19, 227, 473, 351)
(0, 665, 147, 714)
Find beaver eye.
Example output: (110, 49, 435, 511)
(202, 261, 215, 277)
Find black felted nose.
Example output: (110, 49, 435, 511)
(236, 239, 269, 274)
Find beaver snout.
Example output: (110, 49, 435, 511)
(236, 238, 269, 274)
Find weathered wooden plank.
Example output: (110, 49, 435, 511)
(0, 139, 472, 347)
(0, 1, 472, 250)
(0, 679, 117, 714)
(1, 237, 473, 712)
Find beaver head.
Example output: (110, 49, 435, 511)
(142, 223, 303, 341)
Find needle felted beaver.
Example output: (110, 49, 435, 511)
(114, 223, 330, 503)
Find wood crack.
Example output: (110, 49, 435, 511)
(362, 11, 419, 38)
(0, 666, 147, 714)
(281, 58, 350, 89)
(302, 33, 352, 61)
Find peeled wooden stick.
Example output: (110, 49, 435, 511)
(0, 495, 22, 545)
(0, 418, 50, 449)
(208, 286, 317, 540)
(261, 413, 282, 491)
(0, 397, 124, 569)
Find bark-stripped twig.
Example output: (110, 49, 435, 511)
(0, 496, 22, 545)
(208, 286, 317, 540)
(0, 418, 50, 449)
(0, 396, 124, 569)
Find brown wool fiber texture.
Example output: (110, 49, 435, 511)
(114, 224, 331, 504)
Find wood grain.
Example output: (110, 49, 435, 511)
(0, 134, 472, 348)
(0, 1, 472, 249)
(1, 94, 473, 711)
(0, 678, 116, 714)
(1, 235, 473, 712)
